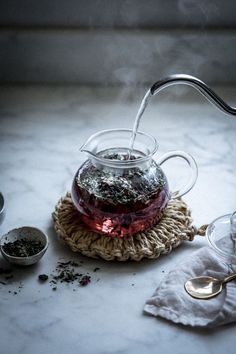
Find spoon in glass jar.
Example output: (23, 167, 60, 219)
(185, 211, 236, 299)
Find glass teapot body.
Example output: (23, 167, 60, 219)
(71, 129, 197, 237)
(72, 156, 169, 237)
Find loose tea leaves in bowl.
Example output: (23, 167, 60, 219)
(0, 227, 49, 265)
(2, 238, 44, 257)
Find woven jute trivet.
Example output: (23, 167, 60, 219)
(52, 193, 207, 261)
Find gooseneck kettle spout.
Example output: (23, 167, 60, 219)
(150, 74, 236, 117)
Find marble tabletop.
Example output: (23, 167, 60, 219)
(0, 85, 236, 354)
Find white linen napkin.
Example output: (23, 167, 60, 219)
(144, 245, 236, 327)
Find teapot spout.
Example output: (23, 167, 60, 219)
(80, 133, 98, 157)
(80, 143, 90, 153)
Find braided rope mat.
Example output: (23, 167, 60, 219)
(52, 193, 207, 261)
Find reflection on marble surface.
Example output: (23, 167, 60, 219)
(0, 85, 236, 354)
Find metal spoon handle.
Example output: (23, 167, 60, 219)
(223, 273, 236, 284)
(150, 74, 236, 117)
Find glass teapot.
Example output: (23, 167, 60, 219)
(71, 129, 197, 237)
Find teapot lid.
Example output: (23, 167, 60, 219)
(206, 212, 236, 264)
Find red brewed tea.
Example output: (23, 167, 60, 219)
(72, 152, 170, 237)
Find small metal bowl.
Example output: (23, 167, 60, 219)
(0, 226, 49, 266)
(0, 192, 5, 225)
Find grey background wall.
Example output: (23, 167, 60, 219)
(1, 0, 236, 85)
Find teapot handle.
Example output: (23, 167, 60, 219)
(156, 151, 198, 199)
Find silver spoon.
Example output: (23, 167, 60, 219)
(184, 273, 236, 299)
